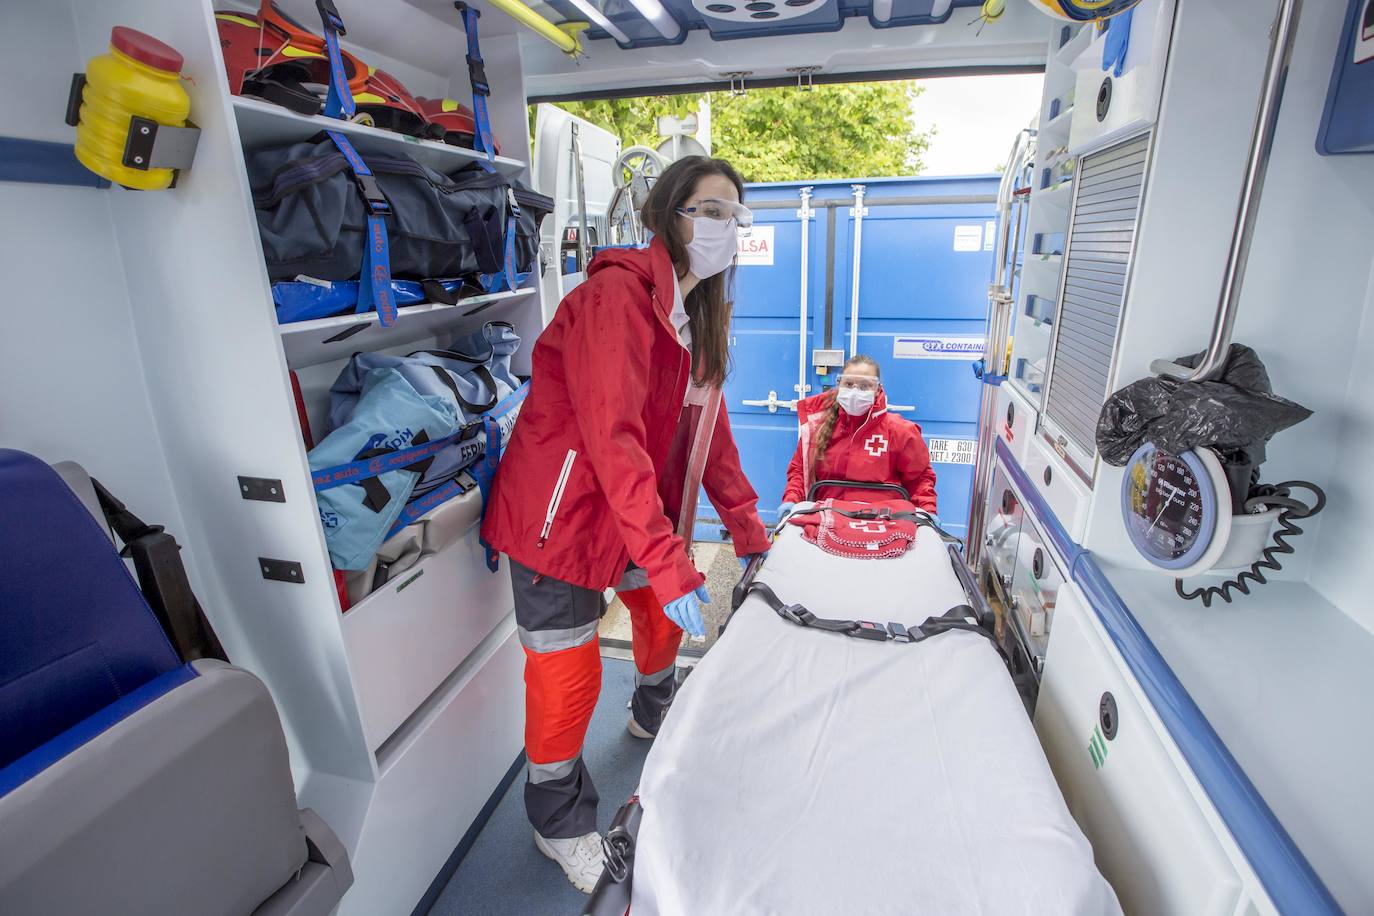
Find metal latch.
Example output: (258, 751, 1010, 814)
(741, 390, 797, 414)
(122, 116, 201, 173)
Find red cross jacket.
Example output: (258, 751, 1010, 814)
(781, 388, 939, 513)
(481, 238, 769, 605)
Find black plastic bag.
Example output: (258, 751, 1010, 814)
(1096, 345, 1311, 505)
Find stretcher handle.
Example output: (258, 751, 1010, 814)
(806, 479, 910, 502)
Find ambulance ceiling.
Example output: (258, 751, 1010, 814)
(517, 0, 1047, 100)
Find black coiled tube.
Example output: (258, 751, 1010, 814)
(1175, 481, 1326, 607)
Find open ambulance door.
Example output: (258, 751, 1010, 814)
(531, 104, 620, 312)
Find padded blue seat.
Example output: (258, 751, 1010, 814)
(0, 448, 182, 774)
(0, 450, 352, 916)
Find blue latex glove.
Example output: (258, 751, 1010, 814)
(738, 551, 768, 572)
(1102, 9, 1133, 78)
(776, 501, 796, 520)
(663, 585, 710, 637)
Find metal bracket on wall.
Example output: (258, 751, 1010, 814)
(259, 557, 305, 584)
(238, 476, 286, 503)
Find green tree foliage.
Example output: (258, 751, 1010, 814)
(530, 81, 931, 182)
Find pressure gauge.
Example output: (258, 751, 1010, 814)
(1121, 443, 1233, 577)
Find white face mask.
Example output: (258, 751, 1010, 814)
(836, 387, 876, 417)
(684, 217, 739, 280)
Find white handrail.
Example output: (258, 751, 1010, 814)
(796, 187, 815, 402)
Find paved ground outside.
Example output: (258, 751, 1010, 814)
(598, 540, 744, 653)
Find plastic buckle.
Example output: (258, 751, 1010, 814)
(468, 57, 490, 96)
(851, 620, 888, 641)
(780, 604, 811, 626)
(887, 622, 913, 643)
(507, 187, 521, 216)
(316, 0, 346, 33)
(351, 172, 391, 216)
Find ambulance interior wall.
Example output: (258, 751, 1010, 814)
(1081, 0, 1374, 636)
(0, 2, 206, 598)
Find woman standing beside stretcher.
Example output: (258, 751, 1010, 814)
(480, 156, 771, 893)
(778, 354, 940, 520)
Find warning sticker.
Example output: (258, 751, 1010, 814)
(927, 437, 977, 466)
(737, 225, 775, 265)
(953, 224, 983, 251)
(984, 220, 997, 251)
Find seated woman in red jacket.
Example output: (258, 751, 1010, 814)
(779, 354, 939, 519)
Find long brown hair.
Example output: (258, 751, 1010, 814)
(641, 155, 745, 388)
(811, 354, 881, 471)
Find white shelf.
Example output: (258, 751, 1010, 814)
(1033, 180, 1074, 212)
(1053, 24, 1093, 68)
(232, 96, 527, 176)
(1095, 560, 1374, 908)
(279, 288, 535, 367)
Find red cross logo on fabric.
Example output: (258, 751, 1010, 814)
(850, 519, 888, 533)
(864, 434, 889, 457)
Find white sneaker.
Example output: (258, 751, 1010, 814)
(626, 713, 655, 740)
(534, 830, 605, 893)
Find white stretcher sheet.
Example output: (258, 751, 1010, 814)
(631, 525, 1121, 915)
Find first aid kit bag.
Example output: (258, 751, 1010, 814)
(309, 369, 459, 571)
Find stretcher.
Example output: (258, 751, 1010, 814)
(586, 482, 1121, 916)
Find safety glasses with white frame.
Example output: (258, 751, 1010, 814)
(676, 199, 754, 236)
(836, 374, 880, 393)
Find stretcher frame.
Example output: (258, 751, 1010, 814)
(583, 480, 1038, 916)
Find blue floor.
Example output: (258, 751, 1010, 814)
(429, 657, 652, 916)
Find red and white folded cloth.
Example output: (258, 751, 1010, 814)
(786, 498, 919, 559)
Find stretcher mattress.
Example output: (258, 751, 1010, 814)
(630, 525, 1121, 915)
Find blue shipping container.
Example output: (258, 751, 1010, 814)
(699, 174, 1000, 543)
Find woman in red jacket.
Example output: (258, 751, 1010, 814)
(779, 354, 939, 518)
(481, 156, 769, 891)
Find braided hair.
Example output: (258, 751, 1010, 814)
(810, 354, 881, 472)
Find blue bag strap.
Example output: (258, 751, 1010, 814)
(324, 130, 398, 327)
(385, 475, 475, 540)
(313, 426, 473, 492)
(472, 381, 530, 571)
(316, 0, 356, 120)
(501, 190, 520, 292)
(457, 2, 498, 171)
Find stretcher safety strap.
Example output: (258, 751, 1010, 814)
(742, 579, 993, 647)
(471, 381, 530, 571)
(325, 131, 397, 327)
(458, 3, 498, 169)
(316, 0, 355, 120)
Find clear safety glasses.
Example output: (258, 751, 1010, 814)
(676, 199, 754, 235)
(836, 374, 880, 393)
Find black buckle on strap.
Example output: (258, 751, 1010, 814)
(351, 171, 391, 216)
(779, 604, 813, 626)
(316, 0, 346, 33)
(849, 620, 888, 641)
(887, 622, 913, 643)
(468, 57, 490, 96)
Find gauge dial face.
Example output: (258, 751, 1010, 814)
(1122, 443, 1218, 570)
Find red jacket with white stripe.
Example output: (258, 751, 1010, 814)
(481, 239, 769, 604)
(781, 388, 939, 513)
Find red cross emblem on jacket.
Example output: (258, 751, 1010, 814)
(863, 434, 888, 457)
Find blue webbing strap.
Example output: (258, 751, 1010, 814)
(457, 3, 498, 169)
(501, 193, 520, 292)
(385, 474, 475, 540)
(316, 0, 355, 120)
(312, 426, 474, 492)
(471, 381, 529, 571)
(325, 131, 397, 327)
